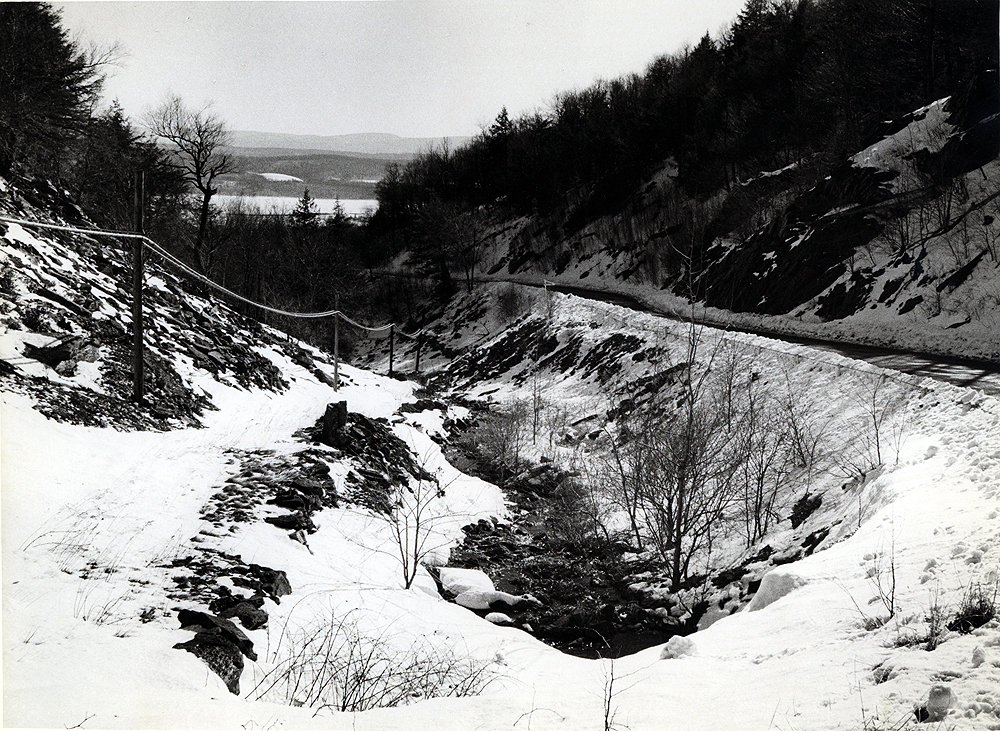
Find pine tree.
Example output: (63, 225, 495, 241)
(291, 188, 319, 227)
(0, 2, 112, 177)
(488, 107, 512, 139)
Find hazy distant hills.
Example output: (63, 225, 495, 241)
(219, 131, 473, 199)
(230, 130, 472, 157)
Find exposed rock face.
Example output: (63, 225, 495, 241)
(176, 609, 257, 660)
(245, 564, 291, 603)
(22, 335, 98, 372)
(1, 179, 305, 433)
(216, 599, 269, 631)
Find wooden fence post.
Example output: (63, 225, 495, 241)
(333, 293, 340, 390)
(389, 324, 395, 376)
(132, 170, 145, 404)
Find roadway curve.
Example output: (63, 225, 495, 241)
(374, 271, 1000, 395)
(535, 281, 1000, 397)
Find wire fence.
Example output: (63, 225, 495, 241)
(0, 215, 422, 338)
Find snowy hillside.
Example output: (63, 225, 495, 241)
(475, 74, 999, 363)
(3, 177, 1000, 730)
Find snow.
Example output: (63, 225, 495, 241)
(744, 567, 812, 612)
(252, 172, 304, 183)
(439, 567, 496, 595)
(6, 296, 998, 728)
(214, 195, 378, 217)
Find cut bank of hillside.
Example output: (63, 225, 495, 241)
(370, 70, 998, 367)
(464, 76, 999, 364)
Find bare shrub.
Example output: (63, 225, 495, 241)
(780, 370, 833, 472)
(834, 373, 909, 479)
(867, 533, 899, 621)
(383, 472, 448, 590)
(947, 578, 998, 634)
(252, 610, 499, 712)
(730, 368, 795, 547)
(606, 327, 744, 589)
(478, 398, 530, 483)
(546, 474, 612, 550)
(894, 589, 948, 651)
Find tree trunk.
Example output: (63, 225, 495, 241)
(194, 186, 215, 272)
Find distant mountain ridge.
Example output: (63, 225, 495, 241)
(230, 130, 471, 156)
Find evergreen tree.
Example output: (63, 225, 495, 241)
(0, 2, 113, 178)
(488, 107, 512, 138)
(291, 188, 320, 227)
(68, 102, 186, 232)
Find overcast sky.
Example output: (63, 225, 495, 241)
(55, 1, 747, 140)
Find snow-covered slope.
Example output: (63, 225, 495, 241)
(474, 72, 1000, 363)
(3, 179, 1000, 730)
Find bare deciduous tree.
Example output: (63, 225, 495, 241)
(385, 473, 447, 590)
(602, 328, 744, 590)
(145, 95, 234, 269)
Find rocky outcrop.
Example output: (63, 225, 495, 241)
(173, 609, 259, 695)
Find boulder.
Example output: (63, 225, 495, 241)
(264, 511, 316, 533)
(247, 564, 292, 602)
(322, 401, 349, 447)
(174, 631, 244, 695)
(218, 601, 269, 631)
(176, 609, 257, 661)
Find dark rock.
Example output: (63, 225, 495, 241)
(176, 609, 257, 660)
(218, 601, 269, 631)
(209, 586, 265, 614)
(267, 489, 313, 512)
(312, 367, 335, 386)
(743, 544, 774, 565)
(291, 476, 328, 496)
(772, 549, 803, 566)
(789, 492, 822, 528)
(398, 398, 446, 414)
(322, 401, 349, 447)
(712, 565, 749, 588)
(802, 526, 830, 556)
(264, 511, 316, 533)
(174, 630, 244, 695)
(23, 336, 85, 370)
(248, 564, 292, 602)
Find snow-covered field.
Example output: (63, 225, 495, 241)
(252, 173, 305, 183)
(214, 195, 378, 217)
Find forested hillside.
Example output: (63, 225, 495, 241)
(2, 0, 997, 359)
(369, 0, 999, 359)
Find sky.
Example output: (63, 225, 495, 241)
(55, 1, 748, 140)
